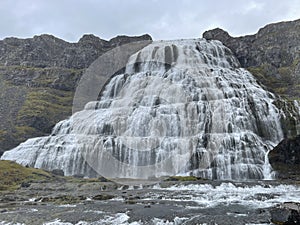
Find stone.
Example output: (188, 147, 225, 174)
(98, 176, 109, 182)
(20, 182, 31, 188)
(51, 169, 64, 176)
(270, 202, 300, 224)
(73, 174, 84, 178)
(269, 135, 300, 179)
(92, 194, 114, 201)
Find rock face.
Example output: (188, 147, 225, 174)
(0, 34, 152, 156)
(269, 135, 300, 179)
(203, 19, 300, 100)
(0, 34, 152, 69)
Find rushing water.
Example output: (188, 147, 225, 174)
(1, 38, 286, 180)
(0, 182, 299, 224)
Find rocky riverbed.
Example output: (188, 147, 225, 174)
(1, 177, 300, 225)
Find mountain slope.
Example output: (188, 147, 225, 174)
(0, 34, 152, 156)
(203, 19, 300, 100)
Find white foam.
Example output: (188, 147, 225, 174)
(152, 217, 188, 225)
(152, 183, 300, 209)
(0, 222, 26, 225)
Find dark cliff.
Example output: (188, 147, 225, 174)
(269, 135, 300, 180)
(203, 19, 300, 100)
(0, 34, 152, 156)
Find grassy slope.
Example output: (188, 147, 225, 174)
(0, 160, 54, 191)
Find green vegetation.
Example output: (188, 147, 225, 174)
(0, 160, 53, 191)
(17, 89, 73, 132)
(12, 126, 40, 143)
(19, 89, 73, 110)
(166, 176, 200, 181)
(0, 65, 83, 152)
(0, 130, 7, 141)
(248, 59, 300, 100)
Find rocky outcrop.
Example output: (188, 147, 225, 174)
(0, 34, 152, 69)
(203, 19, 300, 100)
(270, 202, 300, 224)
(269, 135, 300, 179)
(0, 34, 152, 156)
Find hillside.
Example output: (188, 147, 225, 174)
(203, 19, 300, 100)
(0, 34, 152, 156)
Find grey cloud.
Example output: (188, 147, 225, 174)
(0, 0, 299, 42)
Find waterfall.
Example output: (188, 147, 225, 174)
(294, 100, 300, 135)
(1, 38, 286, 180)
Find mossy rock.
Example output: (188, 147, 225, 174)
(92, 194, 114, 201)
(165, 176, 199, 181)
(247, 59, 300, 100)
(39, 195, 85, 204)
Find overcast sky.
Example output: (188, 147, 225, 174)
(0, 0, 299, 42)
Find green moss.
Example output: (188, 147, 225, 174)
(166, 176, 199, 181)
(247, 64, 268, 79)
(12, 126, 40, 143)
(248, 62, 300, 100)
(0, 65, 84, 152)
(39, 195, 85, 204)
(15, 126, 37, 136)
(17, 89, 73, 132)
(0, 130, 7, 141)
(275, 87, 288, 95)
(0, 160, 53, 191)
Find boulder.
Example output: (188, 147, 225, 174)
(270, 202, 300, 224)
(51, 169, 64, 176)
(269, 135, 300, 179)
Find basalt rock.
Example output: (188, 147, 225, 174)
(203, 19, 300, 100)
(270, 202, 300, 224)
(0, 34, 152, 69)
(269, 135, 300, 179)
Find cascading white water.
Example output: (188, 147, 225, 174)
(1, 39, 286, 180)
(294, 100, 300, 135)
